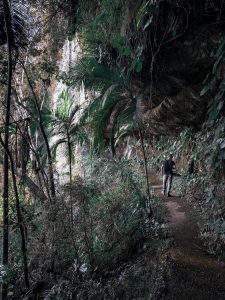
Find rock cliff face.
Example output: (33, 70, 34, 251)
(140, 75, 210, 136)
(119, 0, 225, 136)
(138, 31, 224, 136)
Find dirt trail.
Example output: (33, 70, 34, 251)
(148, 174, 225, 300)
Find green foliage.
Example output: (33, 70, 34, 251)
(62, 56, 126, 90)
(148, 121, 225, 176)
(147, 128, 194, 173)
(147, 122, 225, 257)
(47, 89, 86, 162)
(136, 0, 156, 31)
(68, 0, 200, 154)
(77, 0, 124, 48)
(131, 57, 143, 73)
(34, 156, 167, 299)
(173, 175, 225, 258)
(29, 103, 52, 135)
(0, 187, 35, 293)
(64, 54, 140, 152)
(55, 90, 78, 122)
(200, 120, 225, 173)
(112, 35, 131, 57)
(76, 0, 153, 77)
(201, 37, 225, 120)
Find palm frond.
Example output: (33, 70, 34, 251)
(117, 99, 137, 126)
(90, 94, 125, 148)
(0, 0, 28, 49)
(56, 90, 80, 124)
(79, 94, 103, 126)
(11, 0, 28, 48)
(67, 105, 79, 127)
(69, 123, 79, 137)
(50, 138, 67, 160)
(43, 89, 84, 169)
(28, 104, 52, 134)
(63, 56, 128, 91)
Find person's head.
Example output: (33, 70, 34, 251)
(168, 153, 173, 160)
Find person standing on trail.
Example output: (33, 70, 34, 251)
(161, 153, 177, 197)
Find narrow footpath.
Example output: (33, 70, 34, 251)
(148, 174, 225, 300)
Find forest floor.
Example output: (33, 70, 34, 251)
(148, 173, 225, 300)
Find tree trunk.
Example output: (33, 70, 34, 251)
(138, 127, 152, 217)
(110, 125, 116, 158)
(0, 136, 30, 289)
(2, 0, 12, 297)
(15, 125, 18, 168)
(21, 62, 56, 200)
(67, 130, 73, 226)
(13, 89, 52, 199)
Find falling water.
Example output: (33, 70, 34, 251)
(52, 34, 85, 110)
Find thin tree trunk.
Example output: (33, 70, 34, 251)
(110, 125, 116, 158)
(20, 62, 56, 199)
(2, 0, 12, 297)
(67, 130, 73, 226)
(110, 115, 119, 158)
(13, 90, 52, 200)
(0, 136, 30, 289)
(67, 132, 72, 187)
(138, 127, 152, 217)
(15, 125, 18, 168)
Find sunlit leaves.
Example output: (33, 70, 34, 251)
(136, 1, 156, 31)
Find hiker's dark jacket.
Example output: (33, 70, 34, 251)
(163, 159, 176, 175)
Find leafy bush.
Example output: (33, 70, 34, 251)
(27, 157, 167, 299)
(173, 174, 225, 258)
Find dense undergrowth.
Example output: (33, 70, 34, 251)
(174, 175, 225, 259)
(6, 158, 168, 299)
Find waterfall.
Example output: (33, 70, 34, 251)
(52, 34, 85, 110)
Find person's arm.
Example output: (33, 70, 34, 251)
(161, 164, 164, 176)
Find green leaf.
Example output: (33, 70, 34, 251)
(143, 17, 153, 31)
(212, 54, 224, 75)
(112, 35, 125, 48)
(217, 100, 224, 112)
(200, 77, 216, 96)
(119, 46, 131, 56)
(131, 58, 143, 73)
(102, 84, 118, 108)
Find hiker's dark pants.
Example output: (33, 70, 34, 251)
(163, 174, 173, 195)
